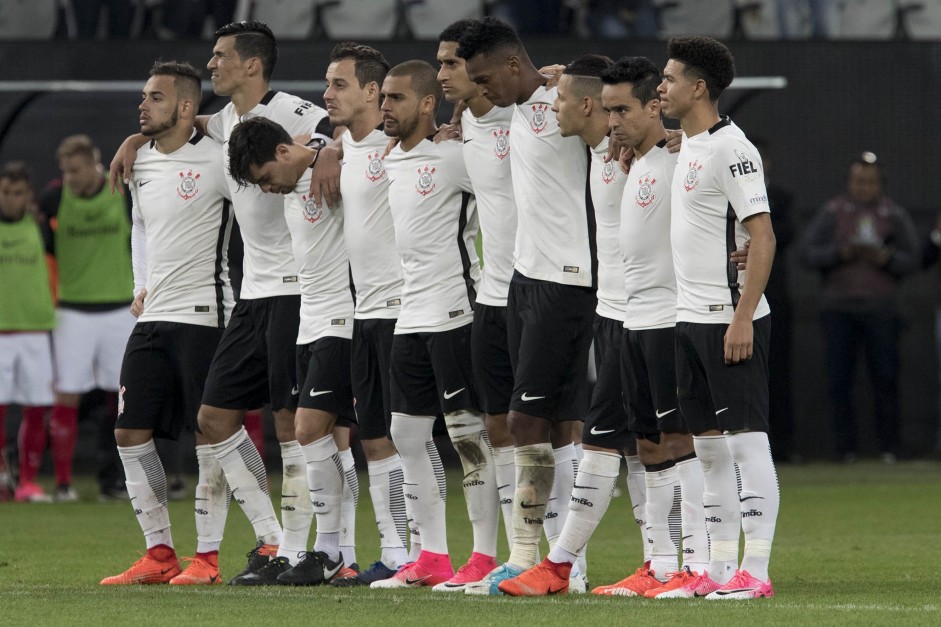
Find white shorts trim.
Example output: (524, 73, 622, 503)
(0, 333, 54, 405)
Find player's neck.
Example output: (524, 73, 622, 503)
(633, 126, 667, 158)
(154, 126, 193, 155)
(293, 145, 316, 183)
(679, 102, 721, 138)
(516, 65, 547, 105)
(230, 81, 271, 117)
(581, 117, 609, 150)
(349, 108, 383, 142)
(400, 121, 437, 152)
(466, 94, 493, 118)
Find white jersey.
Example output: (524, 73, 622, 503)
(130, 133, 234, 328)
(206, 90, 331, 300)
(510, 85, 593, 287)
(340, 128, 403, 320)
(384, 137, 479, 334)
(461, 105, 517, 307)
(590, 137, 628, 322)
(285, 169, 354, 344)
(620, 140, 678, 330)
(671, 117, 771, 324)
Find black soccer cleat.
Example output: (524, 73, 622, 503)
(276, 551, 344, 586)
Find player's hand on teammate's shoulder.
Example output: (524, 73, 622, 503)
(539, 64, 566, 88)
(309, 143, 342, 209)
(109, 134, 148, 194)
(131, 289, 147, 318)
(665, 128, 682, 154)
(434, 122, 462, 143)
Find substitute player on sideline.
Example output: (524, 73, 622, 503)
(370, 60, 495, 590)
(458, 18, 594, 595)
(659, 36, 779, 600)
(100, 61, 234, 586)
(227, 116, 357, 586)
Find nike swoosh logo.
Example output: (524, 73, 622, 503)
(521, 393, 545, 402)
(497, 485, 510, 491)
(209, 574, 219, 583)
(462, 139, 474, 144)
(589, 426, 615, 435)
(324, 561, 343, 580)
(704, 504, 720, 508)
(291, 386, 299, 395)
(715, 407, 729, 415)
(519, 502, 545, 509)
(681, 535, 693, 541)
(573, 483, 598, 490)
(739, 495, 765, 502)
(309, 489, 322, 493)
(309, 389, 333, 397)
(139, 180, 152, 187)
(655, 408, 677, 418)
(715, 589, 752, 595)
(405, 575, 430, 585)
(443, 388, 465, 400)
(160, 567, 175, 575)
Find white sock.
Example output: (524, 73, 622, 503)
(368, 453, 409, 568)
(508, 443, 554, 570)
(195, 444, 229, 554)
(213, 428, 280, 546)
(550, 450, 620, 563)
(544, 443, 577, 547)
(694, 435, 740, 584)
(390, 413, 447, 555)
(676, 455, 709, 574)
(118, 441, 172, 549)
(573, 442, 584, 462)
(339, 448, 358, 566)
(726, 431, 779, 581)
(493, 445, 515, 551)
(446, 410, 498, 558)
(625, 455, 649, 564)
(301, 435, 343, 563)
(645, 464, 679, 580)
(279, 440, 313, 564)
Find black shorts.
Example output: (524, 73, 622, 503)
(296, 336, 355, 420)
(471, 304, 514, 415)
(202, 295, 301, 412)
(582, 315, 633, 449)
(675, 316, 771, 435)
(622, 326, 686, 436)
(117, 321, 223, 440)
(389, 324, 479, 416)
(351, 318, 396, 440)
(507, 274, 595, 421)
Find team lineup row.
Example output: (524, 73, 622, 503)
(52, 15, 779, 599)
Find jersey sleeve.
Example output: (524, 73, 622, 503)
(442, 139, 474, 193)
(716, 138, 770, 221)
(276, 96, 333, 140)
(206, 111, 225, 142)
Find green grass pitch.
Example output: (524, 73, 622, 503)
(2, 461, 940, 625)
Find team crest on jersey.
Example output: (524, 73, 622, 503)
(530, 104, 549, 134)
(416, 164, 436, 196)
(635, 175, 657, 207)
(493, 128, 510, 160)
(683, 160, 703, 192)
(301, 195, 325, 223)
(365, 151, 385, 182)
(177, 169, 200, 200)
(602, 160, 617, 184)
(118, 386, 126, 416)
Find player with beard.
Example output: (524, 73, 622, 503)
(100, 61, 233, 586)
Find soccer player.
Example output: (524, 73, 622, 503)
(0, 163, 56, 503)
(41, 134, 135, 503)
(99, 61, 234, 586)
(436, 20, 517, 587)
(369, 60, 491, 589)
(658, 36, 779, 599)
(458, 18, 595, 594)
(317, 43, 411, 587)
(227, 115, 356, 586)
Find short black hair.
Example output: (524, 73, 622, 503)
(387, 60, 444, 113)
(226, 116, 292, 188)
(439, 18, 477, 44)
(330, 42, 390, 88)
(215, 20, 278, 82)
(667, 36, 735, 101)
(601, 56, 661, 105)
(149, 60, 202, 105)
(456, 16, 521, 61)
(0, 161, 31, 185)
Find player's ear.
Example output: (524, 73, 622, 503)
(275, 143, 291, 160)
(507, 55, 520, 75)
(365, 81, 380, 103)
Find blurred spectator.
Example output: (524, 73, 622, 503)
(920, 211, 941, 453)
(801, 152, 920, 462)
(158, 0, 238, 39)
(309, 0, 397, 39)
(0, 162, 57, 502)
(66, 0, 136, 39)
(407, 0, 484, 39)
(237, 0, 318, 39)
(488, 0, 567, 34)
(40, 135, 135, 499)
(777, 0, 839, 37)
(655, 0, 779, 38)
(568, 0, 658, 38)
(831, 0, 913, 39)
(0, 0, 58, 40)
(900, 0, 941, 40)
